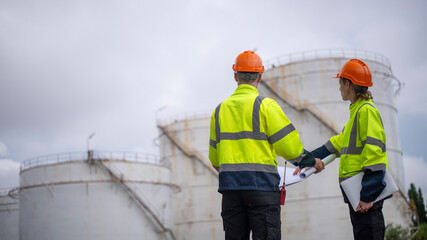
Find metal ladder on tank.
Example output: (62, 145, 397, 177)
(157, 125, 218, 177)
(87, 151, 176, 240)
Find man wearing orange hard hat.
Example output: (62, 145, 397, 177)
(208, 50, 324, 239)
(302, 59, 390, 240)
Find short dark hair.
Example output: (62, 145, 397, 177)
(236, 72, 260, 81)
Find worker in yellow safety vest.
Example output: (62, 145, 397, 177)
(209, 50, 325, 240)
(297, 59, 389, 240)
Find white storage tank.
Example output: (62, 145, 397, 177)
(19, 151, 176, 240)
(158, 113, 222, 240)
(0, 189, 19, 240)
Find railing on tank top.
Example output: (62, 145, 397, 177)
(0, 187, 20, 200)
(264, 48, 391, 70)
(21, 151, 171, 172)
(156, 110, 210, 128)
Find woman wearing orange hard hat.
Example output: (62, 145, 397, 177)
(299, 59, 389, 240)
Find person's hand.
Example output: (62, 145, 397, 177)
(293, 167, 302, 175)
(355, 201, 374, 212)
(293, 158, 324, 175)
(313, 158, 324, 173)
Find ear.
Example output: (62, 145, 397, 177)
(345, 80, 352, 89)
(257, 73, 262, 83)
(234, 73, 239, 83)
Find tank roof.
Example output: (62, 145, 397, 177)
(264, 48, 391, 70)
(21, 151, 170, 172)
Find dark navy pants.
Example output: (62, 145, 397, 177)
(221, 191, 281, 240)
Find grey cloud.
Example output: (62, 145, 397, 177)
(0, 0, 426, 173)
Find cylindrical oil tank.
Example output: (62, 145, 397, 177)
(0, 189, 19, 240)
(158, 114, 222, 240)
(19, 151, 175, 240)
(259, 49, 411, 239)
(158, 49, 412, 240)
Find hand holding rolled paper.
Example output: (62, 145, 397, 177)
(278, 154, 337, 187)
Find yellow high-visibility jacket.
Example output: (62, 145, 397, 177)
(209, 84, 307, 192)
(325, 98, 388, 182)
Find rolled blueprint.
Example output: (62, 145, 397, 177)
(300, 153, 337, 178)
(278, 153, 337, 186)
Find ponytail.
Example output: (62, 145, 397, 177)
(342, 78, 373, 100)
(353, 84, 373, 100)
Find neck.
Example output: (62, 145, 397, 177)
(238, 81, 259, 88)
(348, 89, 357, 104)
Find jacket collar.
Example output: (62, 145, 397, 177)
(349, 98, 373, 112)
(233, 84, 259, 96)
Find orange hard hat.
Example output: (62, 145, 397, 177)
(232, 50, 264, 73)
(334, 59, 372, 87)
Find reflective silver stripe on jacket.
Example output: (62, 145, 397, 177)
(209, 139, 216, 148)
(287, 151, 306, 164)
(363, 137, 386, 152)
(220, 131, 268, 141)
(209, 96, 303, 148)
(268, 124, 296, 144)
(215, 96, 268, 143)
(325, 140, 339, 156)
(340, 103, 386, 155)
(219, 162, 278, 173)
(209, 103, 222, 149)
(210, 96, 296, 149)
(214, 103, 222, 146)
(339, 163, 387, 182)
(362, 163, 386, 172)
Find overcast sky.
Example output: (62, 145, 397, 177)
(1, 0, 426, 201)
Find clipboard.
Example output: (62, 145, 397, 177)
(340, 169, 399, 211)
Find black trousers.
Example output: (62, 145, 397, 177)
(348, 200, 385, 240)
(221, 190, 281, 240)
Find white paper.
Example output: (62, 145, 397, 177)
(340, 169, 399, 211)
(278, 165, 304, 186)
(278, 154, 337, 187)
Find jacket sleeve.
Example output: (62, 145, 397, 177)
(263, 99, 312, 166)
(311, 145, 332, 159)
(360, 169, 386, 202)
(208, 110, 219, 171)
